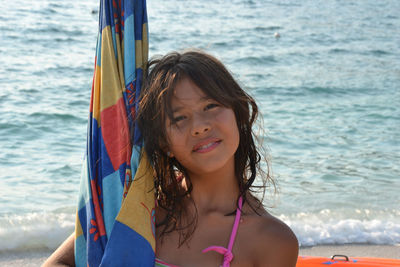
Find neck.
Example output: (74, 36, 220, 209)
(186, 160, 240, 215)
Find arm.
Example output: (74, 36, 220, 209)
(261, 229, 298, 267)
(42, 233, 75, 267)
(255, 217, 299, 267)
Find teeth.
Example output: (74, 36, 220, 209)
(198, 142, 215, 150)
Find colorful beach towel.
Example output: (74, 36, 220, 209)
(74, 0, 155, 266)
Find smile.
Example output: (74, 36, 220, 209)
(192, 139, 221, 153)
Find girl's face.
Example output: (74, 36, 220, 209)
(165, 77, 240, 177)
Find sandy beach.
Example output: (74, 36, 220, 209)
(1, 245, 399, 266)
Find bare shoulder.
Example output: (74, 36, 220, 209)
(250, 213, 299, 267)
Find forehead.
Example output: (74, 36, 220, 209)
(171, 77, 210, 107)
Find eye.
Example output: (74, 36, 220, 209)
(172, 115, 186, 123)
(204, 103, 219, 111)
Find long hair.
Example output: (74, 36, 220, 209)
(137, 50, 273, 245)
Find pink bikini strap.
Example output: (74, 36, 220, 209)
(227, 196, 243, 251)
(202, 196, 243, 267)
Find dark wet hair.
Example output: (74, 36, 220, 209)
(137, 50, 273, 245)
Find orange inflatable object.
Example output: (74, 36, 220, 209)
(297, 255, 400, 266)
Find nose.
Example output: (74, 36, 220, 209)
(191, 113, 211, 136)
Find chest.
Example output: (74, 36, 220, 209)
(155, 215, 256, 267)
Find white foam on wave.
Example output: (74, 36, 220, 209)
(1, 209, 399, 252)
(0, 212, 74, 251)
(279, 211, 400, 247)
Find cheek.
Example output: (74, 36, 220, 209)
(232, 124, 240, 150)
(217, 109, 240, 145)
(166, 128, 186, 156)
(216, 109, 238, 128)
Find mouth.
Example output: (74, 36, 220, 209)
(192, 139, 221, 153)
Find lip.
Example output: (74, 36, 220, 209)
(192, 138, 221, 153)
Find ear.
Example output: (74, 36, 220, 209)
(161, 144, 174, 158)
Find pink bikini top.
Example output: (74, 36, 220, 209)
(155, 196, 243, 267)
(202, 196, 243, 267)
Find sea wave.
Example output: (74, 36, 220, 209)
(280, 212, 400, 247)
(1, 211, 399, 252)
(0, 212, 74, 251)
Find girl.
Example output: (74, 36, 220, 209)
(44, 50, 298, 267)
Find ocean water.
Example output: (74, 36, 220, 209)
(1, 0, 399, 252)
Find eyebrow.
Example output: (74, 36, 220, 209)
(172, 106, 183, 113)
(171, 96, 212, 113)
